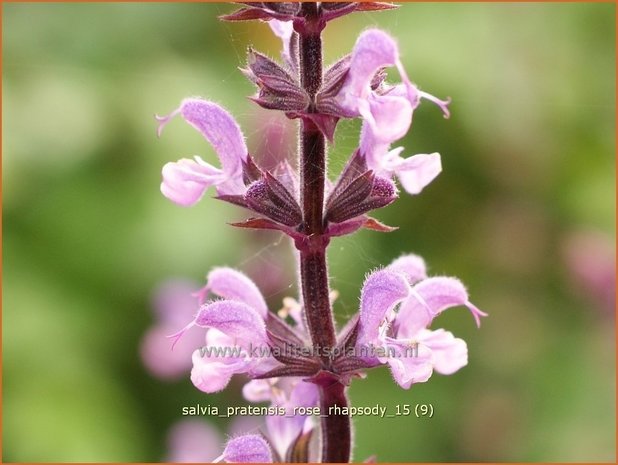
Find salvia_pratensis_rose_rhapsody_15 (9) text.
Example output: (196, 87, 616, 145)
(153, 2, 487, 463)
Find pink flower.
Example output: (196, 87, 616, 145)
(172, 299, 273, 393)
(243, 378, 318, 460)
(157, 98, 249, 206)
(193, 267, 268, 315)
(140, 280, 204, 380)
(336, 29, 450, 141)
(356, 254, 487, 389)
(170, 267, 305, 394)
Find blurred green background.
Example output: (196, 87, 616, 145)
(2, 2, 615, 462)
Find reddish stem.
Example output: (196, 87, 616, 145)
(297, 3, 351, 462)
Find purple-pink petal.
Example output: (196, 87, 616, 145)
(189, 327, 276, 393)
(190, 349, 245, 393)
(357, 269, 410, 347)
(387, 254, 428, 285)
(397, 277, 487, 338)
(264, 379, 318, 459)
(289, 380, 319, 408)
(157, 98, 248, 176)
(265, 414, 310, 460)
(339, 28, 450, 122)
(359, 115, 442, 196)
(417, 328, 468, 375)
(418, 90, 451, 118)
(194, 300, 267, 345)
(169, 299, 267, 350)
(242, 379, 274, 403)
(221, 434, 273, 463)
(396, 291, 433, 338)
(203, 268, 268, 318)
(240, 378, 319, 460)
(394, 153, 442, 195)
(160, 157, 224, 206)
(359, 94, 413, 150)
(341, 29, 400, 105)
(385, 340, 433, 389)
(189, 327, 264, 393)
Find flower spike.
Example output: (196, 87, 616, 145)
(152, 6, 485, 461)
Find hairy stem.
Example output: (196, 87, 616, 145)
(319, 381, 351, 462)
(298, 1, 333, 353)
(297, 3, 351, 462)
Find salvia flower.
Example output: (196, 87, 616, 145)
(170, 267, 319, 393)
(157, 98, 249, 205)
(355, 254, 487, 389)
(157, 99, 306, 230)
(328, 29, 450, 138)
(169, 268, 272, 393)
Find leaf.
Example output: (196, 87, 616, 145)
(362, 217, 398, 232)
(229, 217, 286, 231)
(216, 194, 249, 208)
(219, 7, 273, 22)
(355, 2, 398, 12)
